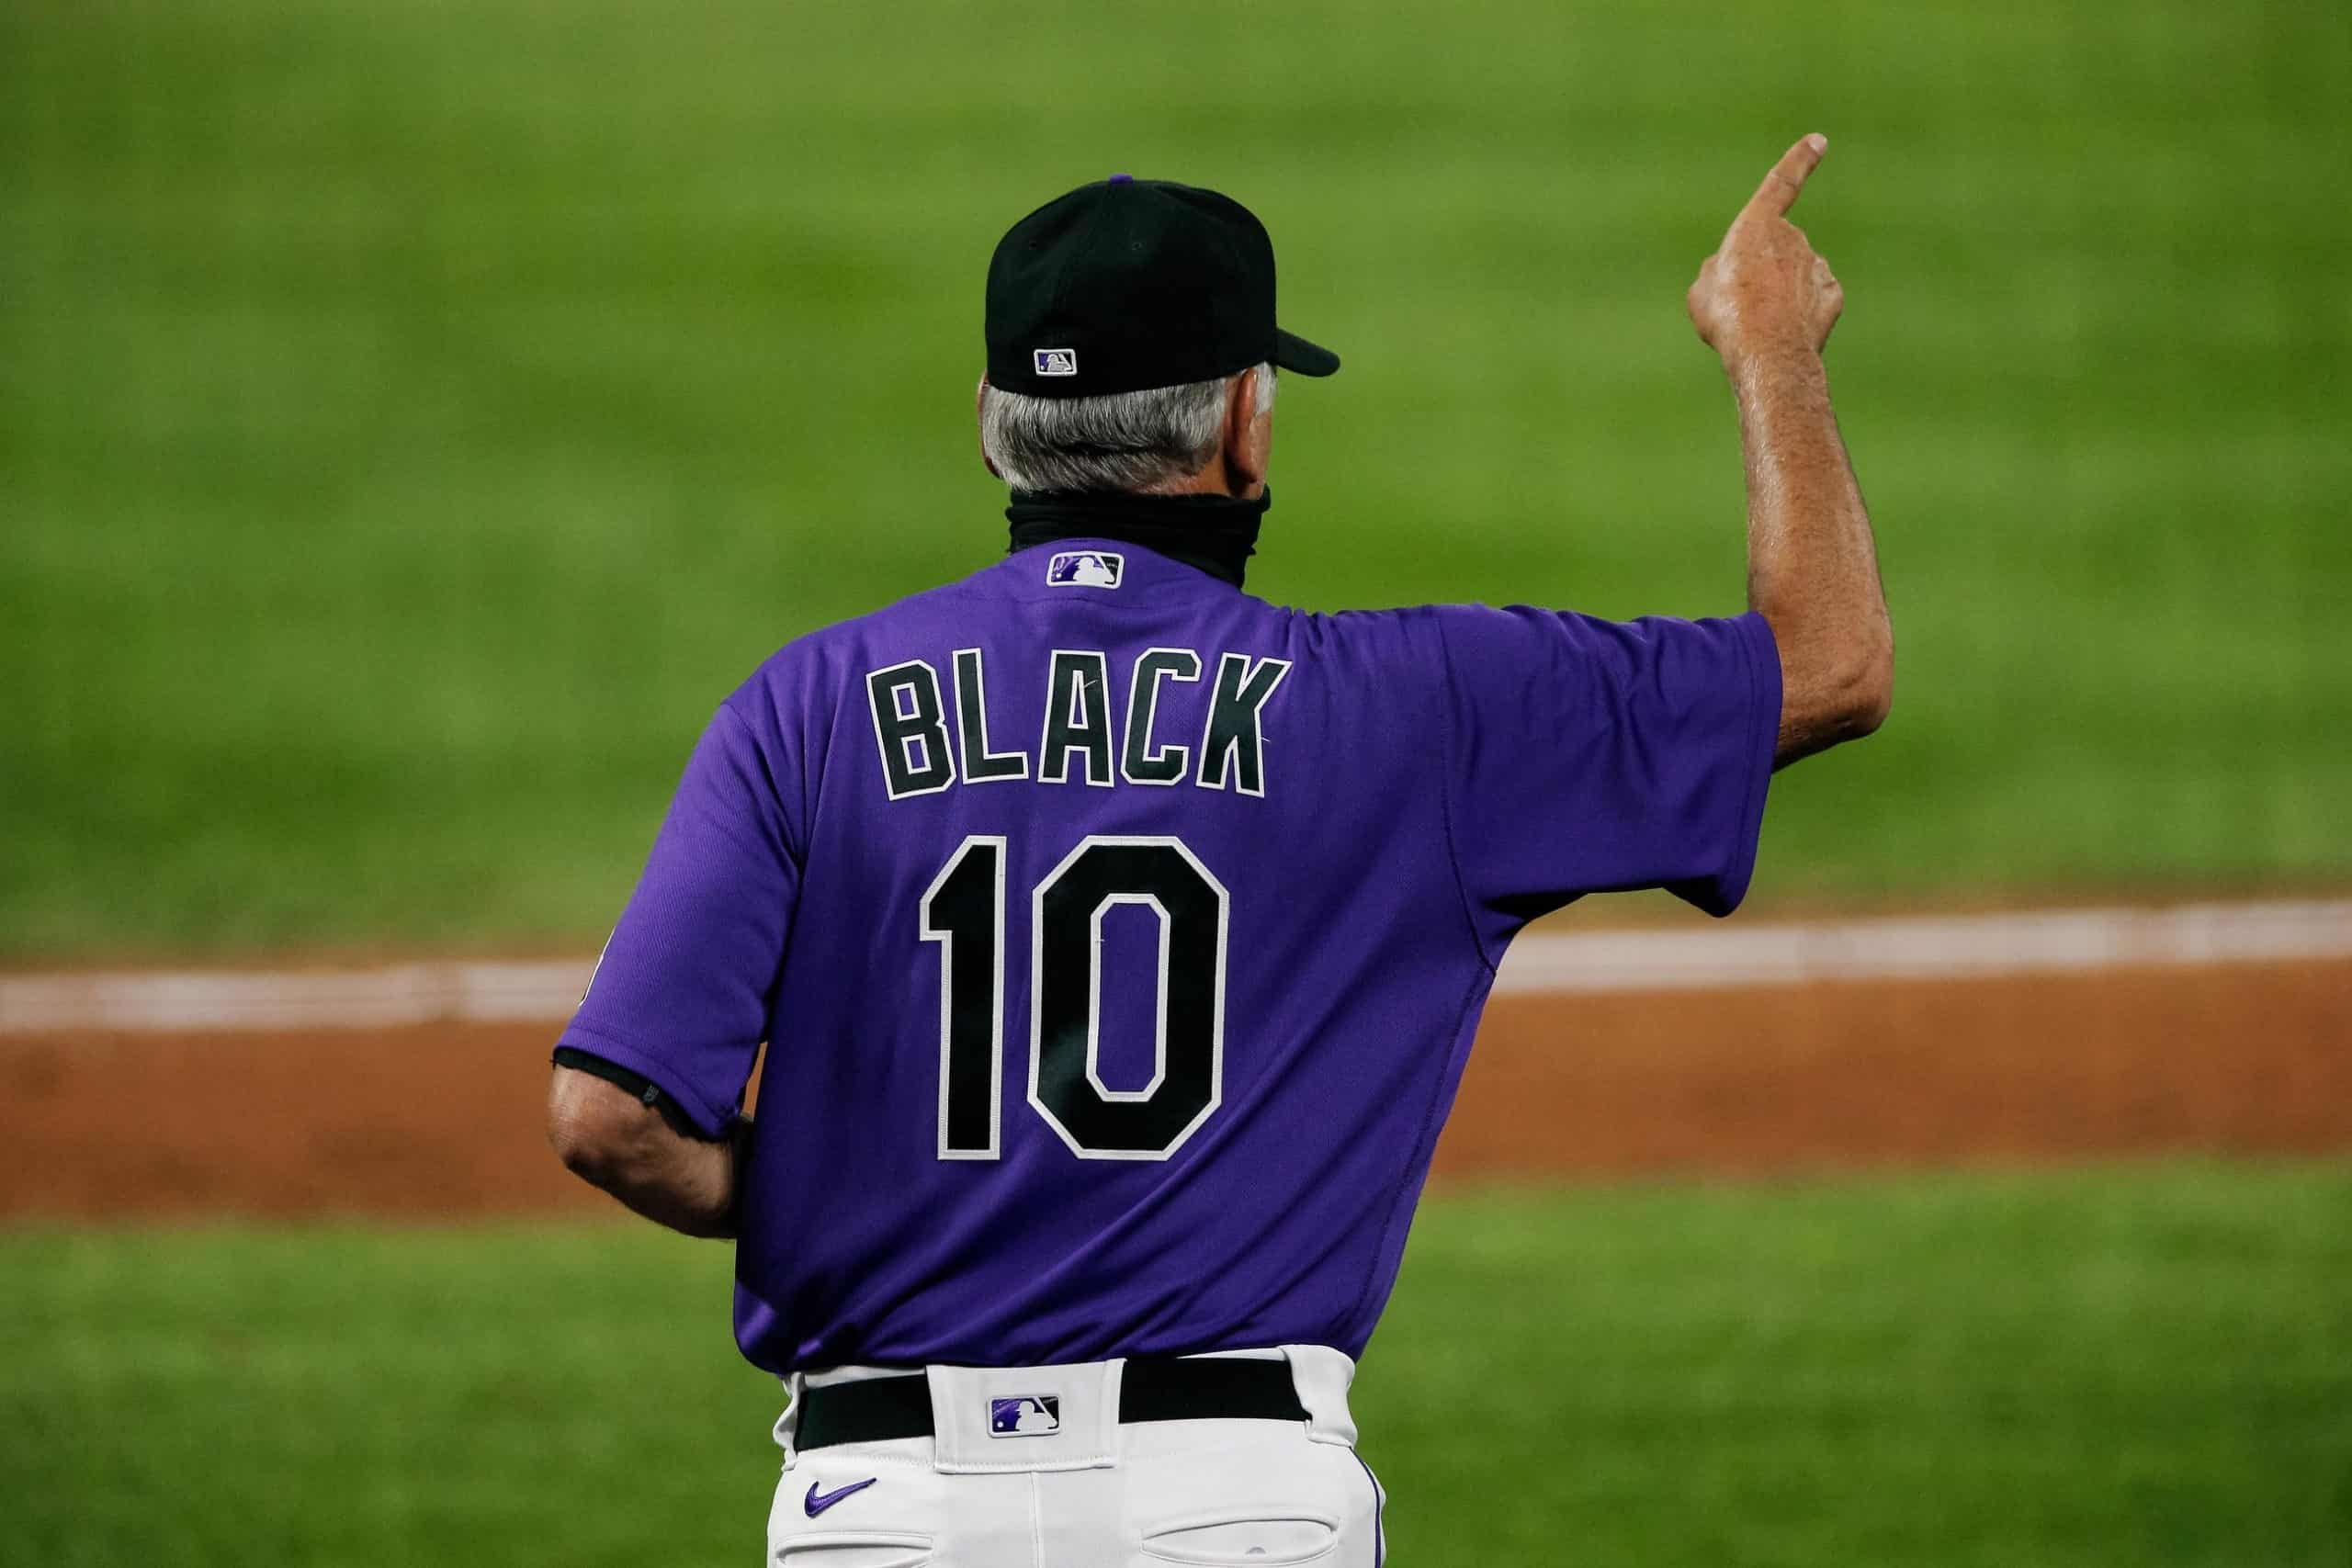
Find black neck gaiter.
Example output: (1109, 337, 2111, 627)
(1005, 489, 1271, 588)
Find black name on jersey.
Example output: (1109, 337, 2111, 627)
(867, 648, 1291, 803)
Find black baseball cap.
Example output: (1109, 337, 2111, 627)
(985, 175, 1340, 399)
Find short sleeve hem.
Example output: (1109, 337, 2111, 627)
(1680, 610, 1781, 918)
(552, 1021, 739, 1139)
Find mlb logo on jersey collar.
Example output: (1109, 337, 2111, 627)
(1046, 550, 1123, 589)
(988, 1395, 1062, 1437)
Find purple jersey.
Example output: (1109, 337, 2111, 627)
(559, 537, 1779, 1374)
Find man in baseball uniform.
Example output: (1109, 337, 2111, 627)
(548, 136, 1889, 1563)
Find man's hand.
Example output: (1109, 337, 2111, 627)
(1687, 134, 1843, 364)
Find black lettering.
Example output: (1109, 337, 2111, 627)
(867, 660, 955, 799)
(1122, 649, 1201, 785)
(1196, 654, 1291, 795)
(1039, 650, 1115, 786)
(954, 649, 1027, 784)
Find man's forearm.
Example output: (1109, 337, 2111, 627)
(1731, 345, 1893, 764)
(547, 1067, 742, 1239)
(577, 1128, 741, 1239)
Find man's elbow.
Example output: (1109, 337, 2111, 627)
(1777, 623, 1894, 759)
(544, 1066, 738, 1239)
(546, 1069, 650, 1186)
(548, 1115, 612, 1184)
(1831, 633, 1894, 738)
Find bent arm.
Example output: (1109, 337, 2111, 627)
(546, 1064, 743, 1239)
(1732, 345, 1893, 765)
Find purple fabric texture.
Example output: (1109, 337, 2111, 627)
(558, 539, 1779, 1374)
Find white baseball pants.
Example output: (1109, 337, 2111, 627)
(767, 1347, 1387, 1566)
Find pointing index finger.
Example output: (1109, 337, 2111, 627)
(1743, 133, 1829, 221)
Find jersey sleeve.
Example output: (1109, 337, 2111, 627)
(1426, 604, 1781, 953)
(554, 698, 798, 1137)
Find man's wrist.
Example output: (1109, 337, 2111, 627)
(1724, 342, 1828, 402)
(1721, 336, 1821, 378)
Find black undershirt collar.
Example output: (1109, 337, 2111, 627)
(1005, 488, 1270, 588)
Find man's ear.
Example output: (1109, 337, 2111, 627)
(976, 377, 1002, 480)
(1223, 369, 1272, 497)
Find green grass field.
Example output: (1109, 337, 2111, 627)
(4, 0, 2347, 956)
(5, 1163, 2346, 1565)
(6, 16, 2343, 1564)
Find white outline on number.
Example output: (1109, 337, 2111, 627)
(1085, 893, 1170, 1102)
(921, 835, 1005, 1160)
(1027, 835, 1228, 1162)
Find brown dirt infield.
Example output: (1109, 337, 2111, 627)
(3, 957, 2346, 1221)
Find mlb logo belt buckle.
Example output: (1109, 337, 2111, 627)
(988, 1394, 1062, 1437)
(930, 1362, 1117, 1473)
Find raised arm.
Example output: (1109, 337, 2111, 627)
(1688, 134, 1894, 767)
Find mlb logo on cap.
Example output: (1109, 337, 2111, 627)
(1033, 347, 1079, 377)
(989, 1395, 1061, 1438)
(1046, 550, 1123, 589)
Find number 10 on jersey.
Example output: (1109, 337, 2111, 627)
(920, 835, 1229, 1162)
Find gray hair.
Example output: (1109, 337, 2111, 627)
(980, 362, 1274, 494)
